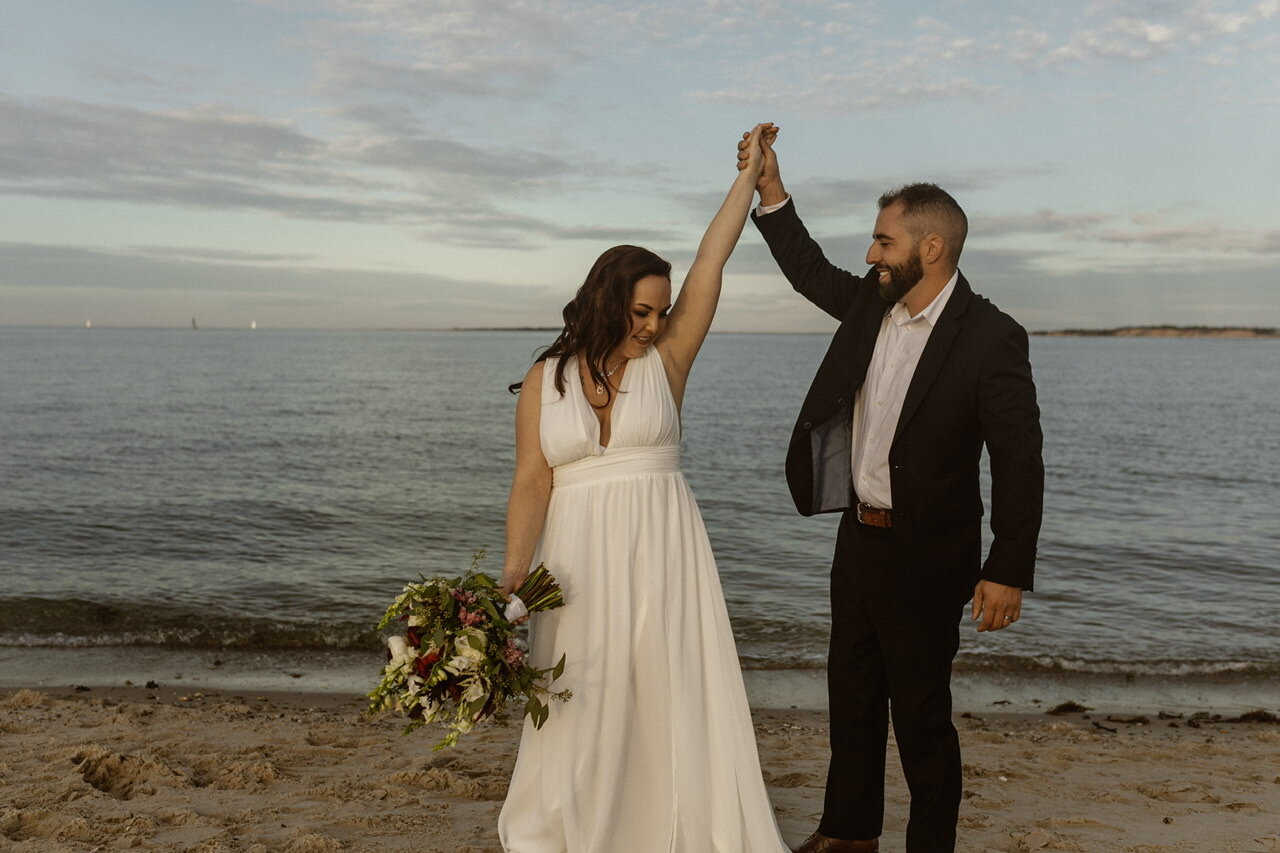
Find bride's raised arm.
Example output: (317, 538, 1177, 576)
(657, 123, 774, 390)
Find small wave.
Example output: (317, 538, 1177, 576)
(0, 596, 381, 651)
(952, 652, 1280, 678)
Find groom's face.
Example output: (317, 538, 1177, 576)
(867, 202, 924, 303)
(877, 248, 923, 304)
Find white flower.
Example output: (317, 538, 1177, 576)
(461, 677, 489, 704)
(386, 635, 414, 666)
(420, 696, 443, 721)
(460, 626, 487, 651)
(444, 629, 488, 675)
(445, 653, 478, 674)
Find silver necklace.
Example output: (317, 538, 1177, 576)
(594, 360, 625, 395)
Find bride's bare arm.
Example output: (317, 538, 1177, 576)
(657, 123, 773, 392)
(499, 362, 553, 596)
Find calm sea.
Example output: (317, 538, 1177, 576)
(1, 327, 1277, 688)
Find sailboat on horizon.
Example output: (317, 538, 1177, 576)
(192, 316, 198, 330)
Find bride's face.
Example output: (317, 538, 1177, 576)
(617, 274, 672, 360)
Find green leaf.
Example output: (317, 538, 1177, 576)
(479, 597, 502, 622)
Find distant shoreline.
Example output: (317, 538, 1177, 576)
(5, 324, 1277, 338)
(1034, 325, 1278, 339)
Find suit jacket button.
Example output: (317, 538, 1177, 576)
(803, 422, 813, 430)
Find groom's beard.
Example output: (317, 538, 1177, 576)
(877, 250, 924, 304)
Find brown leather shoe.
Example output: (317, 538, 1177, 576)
(791, 830, 879, 852)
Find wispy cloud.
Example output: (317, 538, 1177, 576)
(292, 0, 574, 105)
(0, 94, 615, 247)
(688, 1, 1279, 111)
(127, 245, 317, 265)
(1097, 223, 1280, 254)
(0, 239, 564, 327)
(971, 209, 1114, 237)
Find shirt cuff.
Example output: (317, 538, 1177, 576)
(754, 195, 792, 217)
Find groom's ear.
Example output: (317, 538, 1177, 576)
(921, 233, 947, 266)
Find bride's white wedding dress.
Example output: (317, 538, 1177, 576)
(498, 345, 787, 853)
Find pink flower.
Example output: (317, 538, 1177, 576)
(451, 588, 478, 605)
(458, 607, 486, 626)
(503, 639, 525, 666)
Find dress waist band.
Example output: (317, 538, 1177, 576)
(553, 446, 681, 487)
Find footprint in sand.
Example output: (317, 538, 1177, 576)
(385, 768, 507, 800)
(72, 746, 187, 800)
(188, 754, 289, 789)
(1132, 781, 1221, 803)
(767, 771, 817, 789)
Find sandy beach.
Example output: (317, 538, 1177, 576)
(1, 685, 1277, 852)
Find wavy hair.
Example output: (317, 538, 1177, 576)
(510, 245, 671, 407)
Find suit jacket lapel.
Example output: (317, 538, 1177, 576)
(893, 273, 972, 443)
(847, 287, 888, 394)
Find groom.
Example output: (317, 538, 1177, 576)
(740, 128, 1044, 852)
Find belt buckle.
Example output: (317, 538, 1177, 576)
(856, 502, 869, 525)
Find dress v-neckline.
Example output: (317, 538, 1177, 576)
(575, 353, 633, 452)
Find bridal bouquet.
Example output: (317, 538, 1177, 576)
(367, 551, 571, 750)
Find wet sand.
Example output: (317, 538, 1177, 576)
(1, 686, 1277, 852)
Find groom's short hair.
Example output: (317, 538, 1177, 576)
(879, 183, 968, 265)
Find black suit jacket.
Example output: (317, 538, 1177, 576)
(754, 200, 1043, 595)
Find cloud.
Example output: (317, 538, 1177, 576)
(682, 1, 1279, 113)
(691, 73, 996, 113)
(0, 239, 565, 328)
(71, 51, 215, 98)
(1097, 223, 1280, 254)
(1010, 3, 1280, 68)
(414, 211, 680, 251)
(293, 0, 574, 105)
(971, 210, 1114, 237)
(0, 94, 616, 247)
(127, 246, 318, 264)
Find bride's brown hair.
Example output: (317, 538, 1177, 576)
(510, 245, 671, 406)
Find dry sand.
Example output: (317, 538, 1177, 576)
(1, 686, 1277, 852)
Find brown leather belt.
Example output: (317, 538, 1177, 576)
(855, 502, 893, 528)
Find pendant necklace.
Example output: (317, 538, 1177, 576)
(595, 360, 625, 396)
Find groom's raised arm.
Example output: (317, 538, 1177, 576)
(739, 130, 866, 321)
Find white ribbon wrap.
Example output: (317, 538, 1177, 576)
(504, 594, 529, 623)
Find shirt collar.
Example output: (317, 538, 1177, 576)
(890, 270, 959, 328)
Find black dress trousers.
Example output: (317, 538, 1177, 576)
(819, 510, 965, 852)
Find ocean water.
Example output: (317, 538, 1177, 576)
(1, 327, 1277, 689)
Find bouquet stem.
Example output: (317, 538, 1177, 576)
(514, 563, 565, 615)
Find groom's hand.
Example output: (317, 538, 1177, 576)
(737, 124, 785, 206)
(972, 580, 1023, 632)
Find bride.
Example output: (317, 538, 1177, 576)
(497, 123, 788, 852)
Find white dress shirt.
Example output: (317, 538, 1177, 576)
(756, 195, 957, 508)
(852, 273, 957, 508)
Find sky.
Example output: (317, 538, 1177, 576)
(1, 0, 1277, 332)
